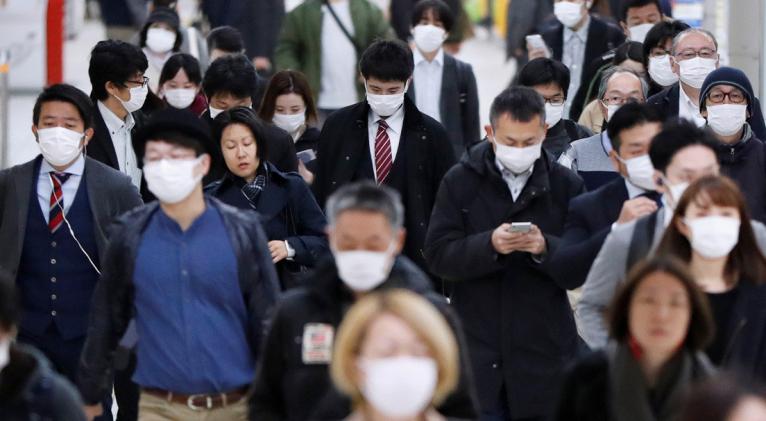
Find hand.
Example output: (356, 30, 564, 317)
(515, 224, 547, 255)
(616, 197, 658, 225)
(268, 240, 289, 263)
(491, 223, 528, 255)
(298, 160, 314, 184)
(84, 404, 103, 421)
(253, 57, 272, 71)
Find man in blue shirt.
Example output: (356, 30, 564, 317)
(77, 108, 280, 420)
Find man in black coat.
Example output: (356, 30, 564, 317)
(424, 86, 585, 420)
(250, 181, 478, 421)
(313, 39, 456, 277)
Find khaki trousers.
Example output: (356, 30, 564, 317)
(138, 391, 248, 421)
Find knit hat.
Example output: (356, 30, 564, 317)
(699, 67, 755, 114)
(133, 108, 212, 165)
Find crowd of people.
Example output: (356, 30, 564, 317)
(3, 0, 766, 420)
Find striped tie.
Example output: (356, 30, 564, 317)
(374, 119, 392, 184)
(49, 172, 71, 234)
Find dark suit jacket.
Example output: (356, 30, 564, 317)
(548, 176, 628, 290)
(407, 54, 480, 160)
(0, 156, 143, 278)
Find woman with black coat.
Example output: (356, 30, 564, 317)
(205, 106, 328, 289)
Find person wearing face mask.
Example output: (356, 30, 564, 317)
(549, 103, 663, 291)
(0, 84, 143, 421)
(517, 58, 593, 159)
(330, 289, 465, 421)
(642, 20, 690, 95)
(657, 176, 766, 380)
(137, 8, 183, 94)
(250, 182, 479, 421)
(0, 275, 88, 420)
(554, 257, 716, 421)
(313, 40, 456, 278)
(424, 87, 585, 420)
(619, 0, 663, 43)
(698, 68, 766, 224)
(152, 53, 207, 115)
(406, 0, 480, 160)
(77, 107, 280, 421)
(560, 67, 648, 191)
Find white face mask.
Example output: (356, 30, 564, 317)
(359, 356, 438, 418)
(629, 23, 655, 43)
(164, 88, 197, 109)
(143, 157, 203, 204)
(273, 112, 306, 135)
(0, 337, 10, 371)
(554, 1, 584, 28)
(115, 84, 148, 113)
(37, 127, 85, 167)
(685, 216, 741, 259)
(333, 244, 395, 292)
(545, 103, 565, 128)
(366, 82, 408, 117)
(494, 138, 542, 174)
(706, 103, 747, 136)
(605, 104, 621, 122)
(620, 154, 656, 191)
(413, 24, 446, 53)
(146, 27, 177, 54)
(677, 57, 717, 89)
(648, 55, 679, 87)
(209, 106, 225, 119)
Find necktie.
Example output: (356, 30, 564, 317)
(49, 172, 72, 233)
(374, 119, 392, 184)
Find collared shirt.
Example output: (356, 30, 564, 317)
(97, 101, 142, 189)
(562, 15, 590, 117)
(496, 158, 534, 201)
(367, 104, 405, 180)
(413, 48, 444, 123)
(678, 85, 706, 127)
(318, 0, 358, 109)
(37, 154, 86, 223)
(132, 202, 254, 394)
(624, 179, 648, 199)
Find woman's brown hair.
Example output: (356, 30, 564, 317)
(656, 175, 766, 286)
(257, 70, 318, 124)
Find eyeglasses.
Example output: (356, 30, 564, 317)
(674, 48, 717, 61)
(124, 76, 149, 88)
(707, 90, 746, 104)
(543, 97, 566, 106)
(601, 95, 643, 106)
(649, 49, 671, 58)
(143, 154, 197, 164)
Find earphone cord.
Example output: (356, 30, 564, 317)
(49, 174, 101, 276)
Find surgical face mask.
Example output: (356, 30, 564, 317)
(620, 154, 656, 191)
(37, 127, 85, 167)
(115, 84, 148, 113)
(685, 216, 741, 259)
(648, 55, 679, 87)
(209, 106, 225, 119)
(0, 337, 9, 371)
(359, 356, 438, 418)
(366, 82, 408, 117)
(273, 112, 306, 134)
(554, 1, 584, 28)
(164, 88, 197, 109)
(629, 23, 655, 43)
(494, 138, 542, 174)
(545, 103, 565, 128)
(413, 24, 446, 53)
(145, 27, 177, 54)
(143, 157, 203, 204)
(706, 104, 747, 136)
(605, 104, 621, 122)
(677, 57, 717, 89)
(333, 244, 395, 292)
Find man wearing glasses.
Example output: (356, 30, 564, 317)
(559, 66, 647, 191)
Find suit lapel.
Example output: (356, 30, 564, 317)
(550, 25, 564, 61)
(91, 104, 120, 169)
(603, 178, 628, 222)
(439, 55, 458, 121)
(84, 159, 109, 254)
(13, 158, 38, 258)
(583, 18, 605, 82)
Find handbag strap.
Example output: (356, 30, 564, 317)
(322, 0, 361, 54)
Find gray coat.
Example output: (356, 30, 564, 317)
(0, 156, 143, 278)
(577, 207, 766, 348)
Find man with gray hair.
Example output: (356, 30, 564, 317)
(559, 66, 648, 191)
(250, 181, 479, 421)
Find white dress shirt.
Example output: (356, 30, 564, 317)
(413, 48, 444, 123)
(562, 15, 590, 118)
(496, 159, 533, 201)
(318, 0, 359, 109)
(97, 101, 142, 189)
(624, 179, 648, 199)
(678, 85, 706, 127)
(367, 104, 405, 181)
(37, 154, 85, 223)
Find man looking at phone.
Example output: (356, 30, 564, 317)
(424, 86, 585, 420)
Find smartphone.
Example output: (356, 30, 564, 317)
(297, 149, 316, 164)
(508, 222, 532, 233)
(525, 34, 547, 51)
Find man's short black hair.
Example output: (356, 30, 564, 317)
(203, 54, 257, 99)
(207, 26, 244, 53)
(489, 86, 546, 128)
(620, 0, 662, 22)
(159, 53, 203, 87)
(642, 20, 691, 66)
(359, 39, 414, 83)
(32, 84, 94, 129)
(606, 102, 663, 151)
(0, 269, 19, 331)
(649, 118, 718, 173)
(517, 58, 571, 98)
(411, 0, 455, 33)
(133, 108, 212, 162)
(88, 40, 148, 101)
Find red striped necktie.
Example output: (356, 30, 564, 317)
(49, 172, 71, 234)
(374, 119, 392, 184)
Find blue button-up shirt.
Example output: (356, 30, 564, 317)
(132, 203, 254, 394)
